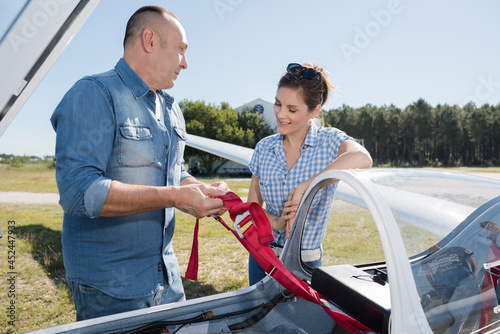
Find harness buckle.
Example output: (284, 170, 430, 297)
(233, 210, 251, 239)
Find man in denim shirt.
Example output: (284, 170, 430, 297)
(50, 6, 227, 320)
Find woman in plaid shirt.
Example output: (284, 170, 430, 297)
(247, 63, 372, 285)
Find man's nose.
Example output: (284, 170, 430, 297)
(180, 55, 188, 69)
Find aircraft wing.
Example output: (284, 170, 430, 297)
(186, 133, 253, 166)
(0, 0, 100, 136)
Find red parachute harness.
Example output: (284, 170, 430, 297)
(185, 192, 372, 334)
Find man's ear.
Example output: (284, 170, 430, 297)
(142, 28, 155, 52)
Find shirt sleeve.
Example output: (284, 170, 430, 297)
(180, 164, 191, 181)
(325, 127, 351, 159)
(84, 177, 112, 218)
(50, 78, 114, 218)
(248, 141, 262, 178)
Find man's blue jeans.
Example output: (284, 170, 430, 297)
(68, 274, 184, 321)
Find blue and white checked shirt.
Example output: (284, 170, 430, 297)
(249, 122, 350, 250)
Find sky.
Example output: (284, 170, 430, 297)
(1, 0, 499, 157)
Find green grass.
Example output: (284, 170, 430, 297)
(0, 165, 58, 193)
(0, 204, 73, 333)
(323, 210, 385, 265)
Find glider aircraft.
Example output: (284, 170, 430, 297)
(2, 1, 500, 333)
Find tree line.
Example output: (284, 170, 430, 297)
(3, 99, 497, 171)
(325, 99, 500, 167)
(0, 154, 55, 168)
(181, 98, 500, 171)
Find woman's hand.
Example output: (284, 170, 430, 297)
(283, 189, 301, 239)
(290, 181, 310, 204)
(270, 189, 299, 232)
(285, 181, 313, 239)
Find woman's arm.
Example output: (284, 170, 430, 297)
(291, 140, 372, 202)
(285, 140, 372, 237)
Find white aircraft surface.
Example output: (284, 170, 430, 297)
(3, 1, 500, 333)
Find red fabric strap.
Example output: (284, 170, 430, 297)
(185, 192, 371, 334)
(185, 219, 199, 280)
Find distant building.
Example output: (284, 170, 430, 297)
(236, 98, 276, 129)
(199, 98, 273, 176)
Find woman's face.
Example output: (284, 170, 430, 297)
(274, 86, 317, 137)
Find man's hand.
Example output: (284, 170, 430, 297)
(174, 183, 227, 218)
(208, 181, 229, 216)
(210, 180, 230, 192)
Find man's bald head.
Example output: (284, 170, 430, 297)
(123, 6, 179, 49)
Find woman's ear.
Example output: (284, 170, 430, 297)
(311, 104, 321, 119)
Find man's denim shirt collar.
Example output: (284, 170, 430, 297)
(115, 58, 174, 103)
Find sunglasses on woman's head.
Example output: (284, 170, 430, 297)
(286, 63, 321, 80)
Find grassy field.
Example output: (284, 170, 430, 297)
(0, 165, 499, 333)
(0, 164, 58, 193)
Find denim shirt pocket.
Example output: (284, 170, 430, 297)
(173, 126, 187, 166)
(118, 123, 158, 167)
